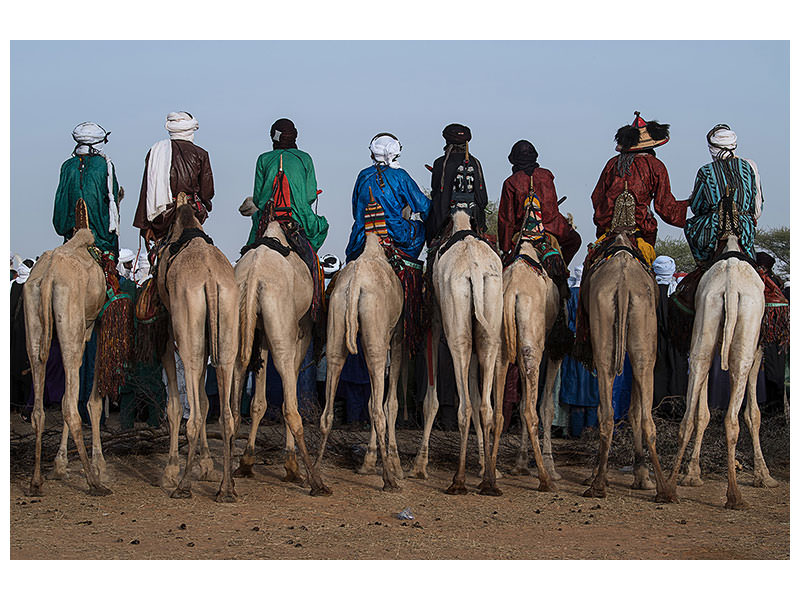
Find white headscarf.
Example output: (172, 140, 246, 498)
(369, 134, 402, 169)
(653, 255, 677, 296)
(321, 253, 342, 276)
(166, 111, 199, 141)
(707, 124, 738, 161)
(145, 111, 200, 222)
(117, 248, 136, 278)
(15, 262, 31, 284)
(568, 265, 583, 288)
(71, 122, 119, 235)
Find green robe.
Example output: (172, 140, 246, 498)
(248, 149, 329, 250)
(53, 154, 120, 255)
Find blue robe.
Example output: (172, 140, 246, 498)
(684, 157, 761, 263)
(345, 165, 431, 262)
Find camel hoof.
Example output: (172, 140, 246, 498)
(47, 468, 69, 481)
(680, 474, 704, 487)
(654, 489, 679, 504)
(170, 487, 192, 499)
(282, 471, 305, 486)
(383, 481, 402, 493)
(549, 470, 563, 482)
(725, 496, 748, 510)
(215, 491, 237, 503)
(581, 476, 594, 486)
(88, 484, 113, 497)
(478, 481, 503, 496)
(444, 483, 468, 495)
(510, 466, 531, 477)
(197, 458, 218, 482)
(538, 479, 558, 493)
(753, 474, 779, 488)
(310, 484, 333, 497)
(356, 464, 377, 476)
(583, 486, 606, 498)
(632, 478, 657, 490)
(232, 465, 255, 479)
(27, 484, 44, 497)
(411, 469, 428, 480)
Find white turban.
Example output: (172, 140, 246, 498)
(707, 124, 737, 160)
(71, 122, 119, 236)
(16, 262, 31, 284)
(118, 248, 136, 263)
(321, 253, 342, 276)
(166, 111, 199, 141)
(653, 255, 677, 295)
(369, 134, 402, 169)
(568, 265, 583, 288)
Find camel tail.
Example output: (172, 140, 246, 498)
(503, 289, 518, 360)
(37, 275, 54, 363)
(345, 270, 361, 355)
(614, 285, 629, 376)
(238, 281, 258, 365)
(205, 281, 221, 365)
(469, 266, 492, 334)
(720, 272, 738, 371)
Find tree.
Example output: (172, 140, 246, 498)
(654, 235, 695, 273)
(755, 226, 789, 278)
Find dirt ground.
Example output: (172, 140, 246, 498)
(9, 412, 790, 560)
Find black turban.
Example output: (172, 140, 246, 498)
(508, 140, 539, 176)
(270, 118, 298, 149)
(442, 123, 472, 144)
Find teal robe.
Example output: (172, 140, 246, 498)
(53, 154, 120, 255)
(248, 149, 329, 250)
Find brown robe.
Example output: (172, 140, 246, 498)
(134, 140, 215, 239)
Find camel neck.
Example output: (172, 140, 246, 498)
(451, 210, 472, 232)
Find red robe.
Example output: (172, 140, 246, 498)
(591, 153, 687, 246)
(498, 168, 581, 266)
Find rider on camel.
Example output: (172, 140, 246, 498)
(134, 111, 214, 246)
(498, 139, 581, 266)
(243, 118, 329, 250)
(53, 122, 121, 257)
(590, 111, 687, 262)
(345, 133, 430, 262)
(238, 118, 328, 327)
(684, 124, 763, 264)
(425, 123, 488, 249)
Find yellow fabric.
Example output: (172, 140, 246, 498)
(637, 238, 655, 266)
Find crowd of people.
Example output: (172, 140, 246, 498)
(9, 110, 789, 437)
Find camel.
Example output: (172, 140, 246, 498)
(157, 201, 239, 502)
(667, 235, 778, 509)
(230, 219, 330, 496)
(315, 228, 405, 491)
(582, 232, 676, 502)
(411, 210, 503, 494)
(23, 228, 111, 496)
(487, 240, 561, 493)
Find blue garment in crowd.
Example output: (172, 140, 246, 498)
(345, 165, 431, 262)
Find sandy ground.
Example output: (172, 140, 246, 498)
(10, 414, 789, 560)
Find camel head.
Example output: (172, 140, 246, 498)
(170, 203, 203, 242)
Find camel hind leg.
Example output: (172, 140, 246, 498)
(315, 314, 347, 474)
(384, 328, 404, 479)
(411, 321, 440, 480)
(540, 358, 563, 481)
(444, 335, 473, 495)
(683, 375, 710, 486)
(86, 369, 108, 484)
(743, 347, 778, 488)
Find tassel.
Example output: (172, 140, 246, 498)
(96, 296, 133, 400)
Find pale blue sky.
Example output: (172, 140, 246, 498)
(10, 41, 789, 264)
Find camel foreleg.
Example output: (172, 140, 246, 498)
(160, 344, 182, 490)
(235, 345, 268, 478)
(27, 355, 48, 496)
(540, 358, 563, 481)
(47, 422, 70, 481)
(86, 374, 108, 484)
